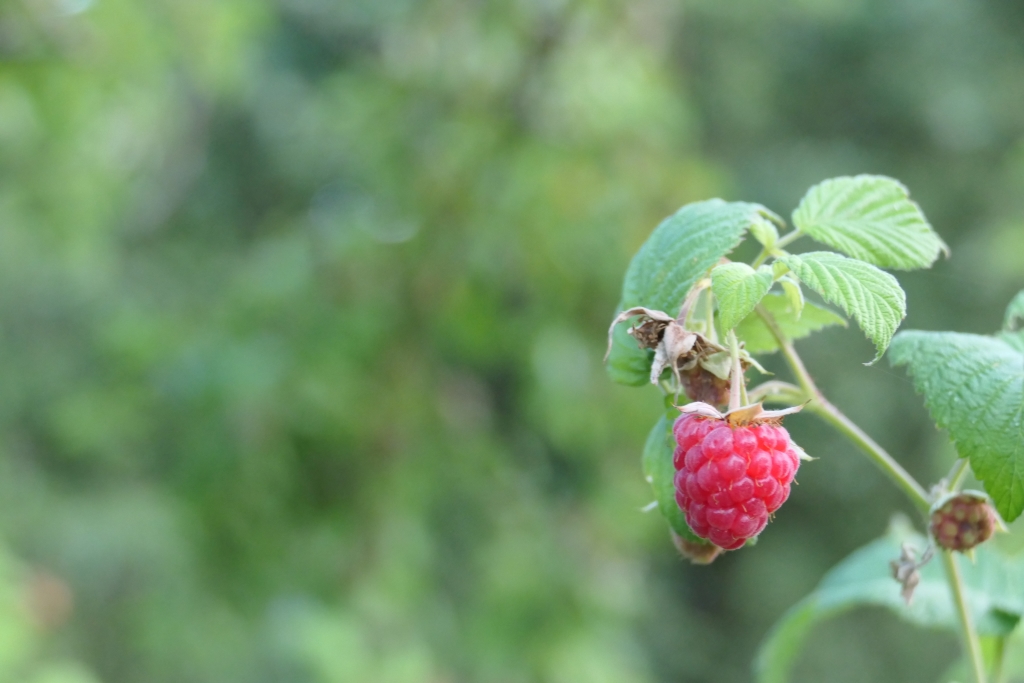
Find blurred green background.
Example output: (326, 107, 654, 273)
(0, 0, 1022, 681)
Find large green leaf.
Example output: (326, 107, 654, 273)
(890, 329, 1024, 522)
(779, 252, 905, 362)
(641, 414, 702, 542)
(756, 520, 1023, 683)
(712, 262, 774, 331)
(792, 175, 948, 270)
(607, 200, 772, 385)
(735, 293, 846, 355)
(621, 199, 773, 312)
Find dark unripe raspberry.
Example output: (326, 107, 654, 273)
(930, 493, 997, 552)
(681, 366, 731, 407)
(672, 413, 801, 550)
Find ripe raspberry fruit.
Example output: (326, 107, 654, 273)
(930, 492, 998, 552)
(672, 405, 803, 550)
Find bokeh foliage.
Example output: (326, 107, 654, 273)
(0, 0, 1022, 682)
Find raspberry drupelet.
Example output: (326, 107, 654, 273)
(672, 412, 802, 550)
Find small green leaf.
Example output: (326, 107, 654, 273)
(735, 294, 846, 354)
(750, 215, 779, 249)
(792, 175, 948, 270)
(712, 262, 774, 331)
(1003, 290, 1024, 332)
(999, 286, 1024, 353)
(890, 330, 1024, 522)
(641, 414, 702, 542)
(755, 520, 1023, 683)
(605, 313, 653, 386)
(779, 276, 804, 319)
(780, 252, 906, 362)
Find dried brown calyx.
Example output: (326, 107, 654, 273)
(890, 542, 934, 605)
(604, 281, 761, 408)
(677, 400, 806, 429)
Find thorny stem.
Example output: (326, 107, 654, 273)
(754, 304, 931, 514)
(942, 550, 987, 683)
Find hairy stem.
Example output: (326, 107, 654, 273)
(942, 550, 987, 683)
(754, 305, 931, 513)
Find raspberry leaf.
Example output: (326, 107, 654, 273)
(779, 252, 906, 362)
(734, 294, 846, 354)
(608, 200, 775, 385)
(756, 521, 1023, 683)
(1006, 291, 1024, 330)
(606, 319, 654, 386)
(792, 175, 948, 270)
(642, 414, 703, 543)
(890, 329, 1024, 521)
(711, 262, 774, 331)
(1003, 289, 1024, 345)
(750, 214, 779, 249)
(779, 276, 804, 319)
(621, 199, 775, 313)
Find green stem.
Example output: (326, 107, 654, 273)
(774, 230, 803, 250)
(992, 637, 1006, 683)
(754, 305, 931, 513)
(752, 302, 986, 680)
(704, 289, 718, 345)
(726, 330, 747, 411)
(948, 458, 970, 491)
(751, 231, 803, 268)
(942, 550, 987, 683)
(748, 380, 804, 405)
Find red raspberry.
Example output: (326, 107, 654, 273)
(672, 413, 801, 550)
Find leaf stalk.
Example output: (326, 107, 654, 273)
(754, 304, 930, 513)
